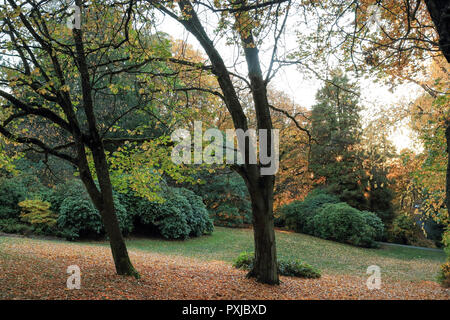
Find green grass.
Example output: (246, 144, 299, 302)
(122, 227, 445, 282)
(1, 227, 445, 282)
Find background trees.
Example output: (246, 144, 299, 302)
(309, 71, 368, 210)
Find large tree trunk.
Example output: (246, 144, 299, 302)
(425, 0, 450, 63)
(175, 0, 279, 284)
(244, 173, 279, 285)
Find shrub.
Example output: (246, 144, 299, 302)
(192, 172, 252, 228)
(386, 214, 421, 245)
(277, 260, 321, 278)
(278, 191, 340, 233)
(438, 262, 450, 288)
(361, 210, 384, 241)
(54, 180, 133, 240)
(444, 228, 450, 260)
(176, 188, 214, 237)
(232, 251, 254, 270)
(138, 187, 213, 239)
(0, 218, 33, 235)
(233, 252, 321, 278)
(19, 199, 57, 227)
(0, 178, 27, 219)
(311, 202, 382, 248)
(57, 196, 103, 240)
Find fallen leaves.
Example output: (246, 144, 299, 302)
(0, 236, 448, 300)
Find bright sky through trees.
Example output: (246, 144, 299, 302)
(154, 10, 420, 152)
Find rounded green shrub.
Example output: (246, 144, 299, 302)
(0, 218, 33, 235)
(232, 252, 321, 279)
(54, 180, 133, 240)
(277, 260, 321, 278)
(278, 191, 340, 233)
(311, 202, 382, 248)
(137, 187, 213, 239)
(233, 251, 254, 270)
(176, 188, 214, 237)
(361, 210, 384, 241)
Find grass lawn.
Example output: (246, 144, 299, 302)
(0, 228, 448, 300)
(83, 226, 446, 282)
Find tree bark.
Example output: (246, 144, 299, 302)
(173, 0, 280, 284)
(94, 151, 139, 278)
(446, 123, 450, 215)
(77, 148, 139, 278)
(244, 173, 279, 284)
(70, 0, 138, 278)
(425, 0, 450, 63)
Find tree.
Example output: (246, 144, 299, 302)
(268, 89, 312, 208)
(145, 0, 301, 284)
(361, 121, 396, 226)
(309, 71, 368, 210)
(0, 0, 200, 277)
(293, 0, 449, 217)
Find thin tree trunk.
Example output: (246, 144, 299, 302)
(446, 123, 450, 213)
(77, 144, 139, 278)
(97, 185, 138, 278)
(92, 144, 139, 278)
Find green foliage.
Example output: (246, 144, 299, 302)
(309, 71, 368, 210)
(278, 190, 340, 233)
(57, 196, 103, 240)
(386, 214, 421, 245)
(176, 188, 214, 237)
(191, 171, 252, 228)
(138, 186, 214, 239)
(277, 260, 321, 278)
(367, 168, 395, 226)
(437, 261, 450, 288)
(0, 218, 33, 235)
(53, 180, 133, 240)
(444, 228, 450, 260)
(437, 228, 450, 287)
(18, 199, 57, 227)
(361, 210, 385, 241)
(0, 177, 27, 219)
(311, 202, 383, 248)
(233, 252, 321, 279)
(232, 251, 254, 270)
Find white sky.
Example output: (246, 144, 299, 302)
(154, 11, 420, 153)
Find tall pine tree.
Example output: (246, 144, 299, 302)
(310, 70, 368, 210)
